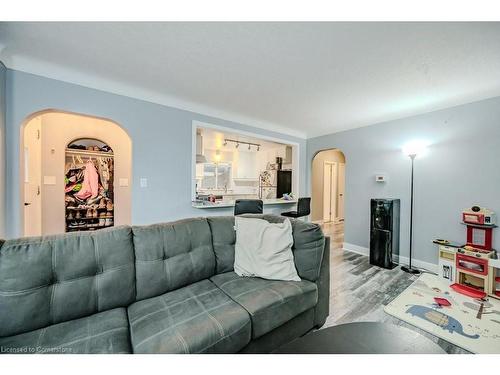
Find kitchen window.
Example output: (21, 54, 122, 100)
(201, 163, 232, 190)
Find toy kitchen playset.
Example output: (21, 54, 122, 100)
(434, 206, 500, 299)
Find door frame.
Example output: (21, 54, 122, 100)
(323, 161, 337, 223)
(335, 162, 345, 223)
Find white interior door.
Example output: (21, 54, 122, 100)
(336, 162, 345, 222)
(323, 163, 331, 222)
(323, 162, 337, 223)
(24, 118, 42, 237)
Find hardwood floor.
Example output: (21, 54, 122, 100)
(320, 222, 468, 354)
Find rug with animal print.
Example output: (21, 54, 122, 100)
(384, 273, 500, 353)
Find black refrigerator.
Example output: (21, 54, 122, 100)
(276, 170, 292, 199)
(370, 199, 400, 269)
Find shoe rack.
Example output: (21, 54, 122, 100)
(66, 197, 115, 232)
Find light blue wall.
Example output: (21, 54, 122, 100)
(307, 96, 500, 266)
(5, 69, 306, 238)
(0, 62, 6, 238)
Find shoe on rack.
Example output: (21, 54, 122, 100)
(68, 221, 78, 229)
(106, 200, 114, 211)
(86, 195, 102, 206)
(98, 198, 106, 209)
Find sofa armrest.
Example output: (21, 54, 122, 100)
(313, 236, 330, 327)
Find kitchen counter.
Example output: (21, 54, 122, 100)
(192, 198, 297, 209)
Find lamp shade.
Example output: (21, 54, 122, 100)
(402, 140, 427, 157)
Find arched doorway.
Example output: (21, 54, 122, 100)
(21, 110, 132, 237)
(311, 148, 346, 250)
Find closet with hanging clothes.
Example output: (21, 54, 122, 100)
(65, 139, 115, 232)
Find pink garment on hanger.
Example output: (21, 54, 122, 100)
(75, 161, 99, 200)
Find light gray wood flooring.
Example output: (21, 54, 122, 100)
(321, 222, 469, 354)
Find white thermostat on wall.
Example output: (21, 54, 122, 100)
(375, 174, 387, 183)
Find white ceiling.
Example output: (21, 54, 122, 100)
(1, 22, 500, 138)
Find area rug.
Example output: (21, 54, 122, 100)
(384, 272, 500, 354)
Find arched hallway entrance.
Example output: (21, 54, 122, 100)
(311, 148, 346, 250)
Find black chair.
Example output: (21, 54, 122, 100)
(234, 199, 263, 215)
(281, 197, 311, 219)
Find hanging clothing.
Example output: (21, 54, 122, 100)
(96, 157, 110, 191)
(75, 160, 99, 201)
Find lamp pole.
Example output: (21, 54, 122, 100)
(401, 154, 420, 275)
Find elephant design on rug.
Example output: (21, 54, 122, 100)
(406, 305, 480, 339)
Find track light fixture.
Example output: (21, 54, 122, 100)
(223, 138, 261, 151)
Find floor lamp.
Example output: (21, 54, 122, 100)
(401, 141, 426, 275)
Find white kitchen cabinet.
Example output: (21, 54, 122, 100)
(234, 151, 258, 180)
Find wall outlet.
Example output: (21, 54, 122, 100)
(119, 178, 129, 187)
(140, 178, 148, 188)
(375, 174, 387, 183)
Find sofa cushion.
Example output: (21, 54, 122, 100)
(0, 308, 131, 354)
(210, 272, 318, 339)
(207, 217, 236, 274)
(207, 216, 325, 282)
(0, 226, 135, 337)
(290, 218, 325, 282)
(128, 279, 251, 353)
(234, 216, 299, 281)
(132, 218, 216, 301)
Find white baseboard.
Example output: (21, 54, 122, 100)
(343, 242, 369, 256)
(342, 242, 438, 274)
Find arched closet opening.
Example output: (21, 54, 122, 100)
(65, 138, 115, 232)
(21, 110, 132, 237)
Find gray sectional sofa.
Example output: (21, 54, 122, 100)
(0, 215, 330, 354)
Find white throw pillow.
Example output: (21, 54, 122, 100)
(234, 216, 300, 281)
